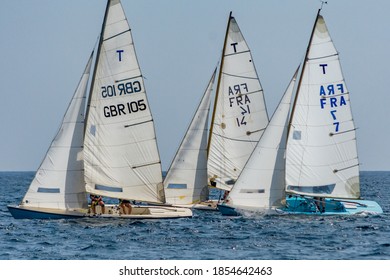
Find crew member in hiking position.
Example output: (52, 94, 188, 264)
(90, 194, 105, 214)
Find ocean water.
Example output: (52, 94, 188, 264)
(0, 171, 389, 260)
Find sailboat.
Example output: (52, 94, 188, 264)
(218, 68, 298, 215)
(7, 0, 192, 219)
(163, 68, 216, 209)
(207, 12, 269, 193)
(219, 9, 383, 216)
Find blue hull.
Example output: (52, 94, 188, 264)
(218, 204, 240, 216)
(7, 205, 86, 219)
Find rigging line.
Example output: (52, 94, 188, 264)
(211, 129, 264, 143)
(288, 158, 358, 168)
(329, 128, 357, 137)
(124, 119, 153, 128)
(90, 137, 157, 148)
(115, 75, 143, 83)
(307, 53, 338, 61)
(221, 71, 259, 80)
(224, 49, 250, 57)
(103, 29, 131, 41)
(333, 163, 360, 173)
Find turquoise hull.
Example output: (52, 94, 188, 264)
(218, 196, 383, 216)
(276, 196, 383, 215)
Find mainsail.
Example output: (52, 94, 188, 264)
(285, 12, 360, 199)
(224, 69, 298, 211)
(21, 53, 93, 210)
(84, 0, 164, 203)
(207, 13, 269, 190)
(164, 69, 216, 205)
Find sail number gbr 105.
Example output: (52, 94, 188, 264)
(103, 99, 146, 118)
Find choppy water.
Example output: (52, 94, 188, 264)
(1, 171, 389, 260)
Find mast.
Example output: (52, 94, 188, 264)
(287, 8, 321, 139)
(84, 0, 111, 136)
(206, 11, 233, 157)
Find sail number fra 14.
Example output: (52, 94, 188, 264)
(212, 266, 272, 276)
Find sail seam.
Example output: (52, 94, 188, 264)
(288, 157, 358, 168)
(307, 53, 338, 61)
(221, 72, 259, 80)
(320, 92, 349, 99)
(288, 137, 356, 148)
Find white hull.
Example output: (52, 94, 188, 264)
(8, 204, 192, 219)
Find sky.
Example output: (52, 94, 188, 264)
(0, 0, 389, 172)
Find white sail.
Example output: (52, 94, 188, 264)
(84, 0, 164, 203)
(285, 14, 360, 199)
(21, 53, 93, 210)
(225, 69, 298, 211)
(164, 69, 216, 205)
(207, 13, 269, 190)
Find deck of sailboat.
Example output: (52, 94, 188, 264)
(171, 200, 219, 211)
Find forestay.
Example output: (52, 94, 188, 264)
(21, 53, 93, 210)
(225, 69, 298, 211)
(285, 14, 360, 199)
(164, 69, 216, 205)
(207, 14, 269, 189)
(84, 0, 164, 203)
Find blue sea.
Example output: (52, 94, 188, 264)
(1, 171, 389, 260)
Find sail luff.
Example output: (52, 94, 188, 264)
(166, 67, 217, 175)
(164, 68, 217, 205)
(21, 53, 93, 210)
(207, 12, 233, 159)
(287, 9, 321, 139)
(84, 0, 111, 136)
